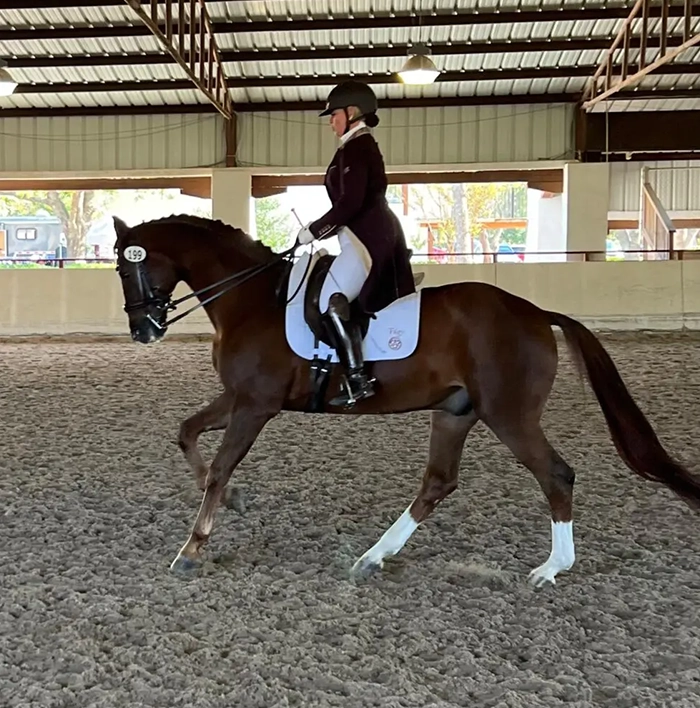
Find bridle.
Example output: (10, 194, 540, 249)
(117, 241, 304, 333)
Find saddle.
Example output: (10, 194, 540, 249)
(275, 248, 424, 341)
(275, 247, 424, 412)
(302, 253, 372, 348)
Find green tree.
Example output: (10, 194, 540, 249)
(0, 190, 116, 257)
(408, 182, 518, 259)
(254, 195, 294, 251)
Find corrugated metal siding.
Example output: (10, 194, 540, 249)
(0, 4, 136, 26)
(594, 97, 700, 112)
(1, 88, 208, 111)
(213, 0, 616, 21)
(609, 161, 700, 213)
(236, 103, 574, 166)
(0, 114, 226, 172)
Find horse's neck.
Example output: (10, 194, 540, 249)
(176, 241, 270, 324)
(179, 241, 260, 295)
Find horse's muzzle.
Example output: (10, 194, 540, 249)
(130, 314, 166, 344)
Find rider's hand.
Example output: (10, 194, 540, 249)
(297, 223, 315, 245)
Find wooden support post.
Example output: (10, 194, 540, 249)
(165, 0, 172, 41)
(574, 107, 588, 160)
(189, 0, 196, 70)
(661, 0, 669, 56)
(640, 0, 649, 70)
(225, 115, 238, 167)
(178, 0, 185, 56)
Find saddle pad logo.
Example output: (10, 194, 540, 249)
(388, 328, 404, 350)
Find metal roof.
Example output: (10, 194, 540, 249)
(0, 0, 698, 116)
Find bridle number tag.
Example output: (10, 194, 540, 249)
(124, 245, 147, 263)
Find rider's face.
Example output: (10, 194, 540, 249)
(329, 109, 347, 137)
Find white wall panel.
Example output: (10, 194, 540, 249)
(0, 114, 226, 172)
(0, 105, 574, 173)
(609, 160, 700, 213)
(236, 103, 575, 167)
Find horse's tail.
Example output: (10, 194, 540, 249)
(548, 310, 700, 510)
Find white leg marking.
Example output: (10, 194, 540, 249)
(528, 520, 575, 587)
(352, 502, 419, 574)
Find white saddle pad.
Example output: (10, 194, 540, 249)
(284, 247, 422, 363)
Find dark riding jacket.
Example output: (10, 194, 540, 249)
(308, 127, 416, 314)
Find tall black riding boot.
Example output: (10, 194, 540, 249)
(325, 293, 376, 407)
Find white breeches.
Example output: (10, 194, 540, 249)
(319, 228, 372, 314)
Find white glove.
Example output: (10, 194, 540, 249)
(297, 223, 315, 245)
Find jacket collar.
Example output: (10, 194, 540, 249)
(340, 120, 368, 145)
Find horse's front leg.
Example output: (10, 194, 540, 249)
(170, 398, 276, 578)
(178, 390, 247, 513)
(178, 391, 232, 490)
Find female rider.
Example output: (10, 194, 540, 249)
(296, 80, 416, 407)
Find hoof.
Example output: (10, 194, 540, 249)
(351, 555, 383, 579)
(170, 553, 202, 579)
(225, 486, 246, 515)
(528, 563, 558, 588)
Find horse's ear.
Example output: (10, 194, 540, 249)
(112, 216, 129, 240)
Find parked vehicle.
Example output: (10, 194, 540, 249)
(0, 215, 63, 258)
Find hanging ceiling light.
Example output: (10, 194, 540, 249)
(398, 44, 440, 85)
(0, 59, 17, 96)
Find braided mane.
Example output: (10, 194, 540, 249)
(137, 213, 277, 263)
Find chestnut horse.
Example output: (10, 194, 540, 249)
(113, 214, 700, 586)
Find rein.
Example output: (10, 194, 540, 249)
(165, 259, 280, 328)
(123, 240, 313, 332)
(163, 243, 301, 329)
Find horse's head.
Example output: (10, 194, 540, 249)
(113, 216, 180, 344)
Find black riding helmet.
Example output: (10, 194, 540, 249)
(319, 80, 378, 121)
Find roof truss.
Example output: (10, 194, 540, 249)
(0, 2, 699, 116)
(582, 0, 700, 108)
(122, 0, 231, 118)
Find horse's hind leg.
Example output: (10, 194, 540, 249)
(351, 409, 478, 577)
(495, 423, 576, 587)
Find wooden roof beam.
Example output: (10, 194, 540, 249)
(582, 109, 700, 154)
(5, 90, 700, 119)
(0, 93, 578, 118)
(10, 64, 699, 95)
(6, 90, 700, 120)
(7, 36, 693, 70)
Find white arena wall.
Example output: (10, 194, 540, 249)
(1, 261, 698, 337)
(2, 107, 699, 340)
